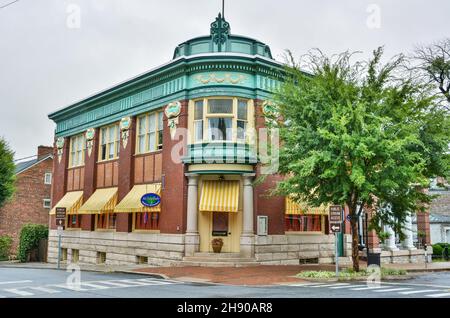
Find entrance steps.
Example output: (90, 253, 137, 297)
(181, 253, 258, 267)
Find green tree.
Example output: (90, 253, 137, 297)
(0, 138, 15, 209)
(413, 38, 450, 110)
(273, 48, 450, 271)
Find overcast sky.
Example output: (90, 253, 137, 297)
(0, 0, 449, 160)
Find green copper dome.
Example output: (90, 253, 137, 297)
(173, 13, 273, 60)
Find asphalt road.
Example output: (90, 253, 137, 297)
(0, 267, 449, 298)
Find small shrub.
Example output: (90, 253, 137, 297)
(381, 268, 407, 276)
(0, 235, 13, 260)
(17, 224, 48, 262)
(432, 244, 444, 257)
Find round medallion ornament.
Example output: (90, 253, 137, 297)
(120, 117, 132, 131)
(262, 101, 279, 118)
(56, 137, 65, 149)
(85, 128, 95, 141)
(165, 101, 181, 119)
(141, 193, 161, 208)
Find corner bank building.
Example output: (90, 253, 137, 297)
(48, 14, 424, 266)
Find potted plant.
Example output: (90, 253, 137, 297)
(211, 238, 224, 253)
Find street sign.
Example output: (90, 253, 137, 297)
(329, 205, 343, 222)
(330, 223, 342, 233)
(57, 226, 64, 236)
(55, 207, 66, 221)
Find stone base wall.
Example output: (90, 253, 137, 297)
(254, 234, 352, 265)
(380, 248, 431, 264)
(47, 230, 185, 266)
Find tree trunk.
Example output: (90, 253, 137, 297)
(350, 218, 360, 272)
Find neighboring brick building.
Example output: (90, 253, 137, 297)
(0, 146, 53, 253)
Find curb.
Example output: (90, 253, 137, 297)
(117, 270, 170, 280)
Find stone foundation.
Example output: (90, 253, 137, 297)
(377, 248, 430, 264)
(254, 234, 352, 265)
(48, 231, 355, 266)
(48, 230, 185, 267)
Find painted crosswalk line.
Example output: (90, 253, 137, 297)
(329, 284, 363, 289)
(1, 278, 182, 298)
(0, 280, 32, 285)
(3, 288, 34, 296)
(350, 286, 384, 291)
(310, 283, 350, 288)
(371, 288, 411, 293)
(426, 293, 450, 298)
(29, 286, 61, 294)
(399, 289, 441, 295)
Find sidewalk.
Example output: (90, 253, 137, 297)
(133, 261, 450, 286)
(2, 260, 450, 286)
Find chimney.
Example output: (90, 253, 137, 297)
(37, 146, 53, 160)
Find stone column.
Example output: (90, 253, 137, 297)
(185, 173, 199, 256)
(240, 174, 255, 258)
(402, 213, 416, 250)
(385, 224, 399, 251)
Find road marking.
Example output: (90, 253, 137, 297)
(136, 278, 175, 285)
(52, 284, 90, 291)
(371, 288, 411, 293)
(427, 293, 450, 298)
(96, 281, 134, 287)
(3, 288, 34, 296)
(80, 283, 111, 290)
(350, 286, 384, 291)
(29, 286, 61, 294)
(310, 283, 350, 288)
(399, 289, 441, 295)
(329, 284, 362, 289)
(287, 283, 327, 287)
(0, 280, 32, 285)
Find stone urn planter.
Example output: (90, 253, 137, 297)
(211, 238, 224, 253)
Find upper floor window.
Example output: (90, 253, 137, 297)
(190, 98, 253, 143)
(44, 172, 52, 185)
(69, 134, 86, 168)
(136, 111, 164, 154)
(99, 124, 120, 161)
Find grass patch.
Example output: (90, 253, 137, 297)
(296, 268, 407, 280)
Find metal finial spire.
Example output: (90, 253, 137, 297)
(222, 0, 225, 18)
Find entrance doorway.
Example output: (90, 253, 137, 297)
(199, 211, 241, 253)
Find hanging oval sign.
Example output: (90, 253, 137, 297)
(141, 193, 161, 207)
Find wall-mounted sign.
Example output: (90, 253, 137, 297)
(141, 193, 161, 208)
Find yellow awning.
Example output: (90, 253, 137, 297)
(285, 197, 328, 215)
(49, 191, 84, 215)
(199, 180, 240, 213)
(114, 183, 162, 213)
(78, 187, 118, 215)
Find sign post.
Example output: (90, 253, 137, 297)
(329, 205, 343, 278)
(55, 207, 66, 270)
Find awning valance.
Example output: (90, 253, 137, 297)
(199, 180, 240, 213)
(78, 187, 118, 215)
(49, 191, 84, 215)
(285, 197, 328, 215)
(114, 183, 162, 213)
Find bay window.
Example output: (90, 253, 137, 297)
(190, 98, 253, 143)
(99, 124, 120, 161)
(136, 111, 164, 154)
(69, 134, 86, 168)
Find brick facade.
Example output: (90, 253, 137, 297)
(0, 147, 53, 253)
